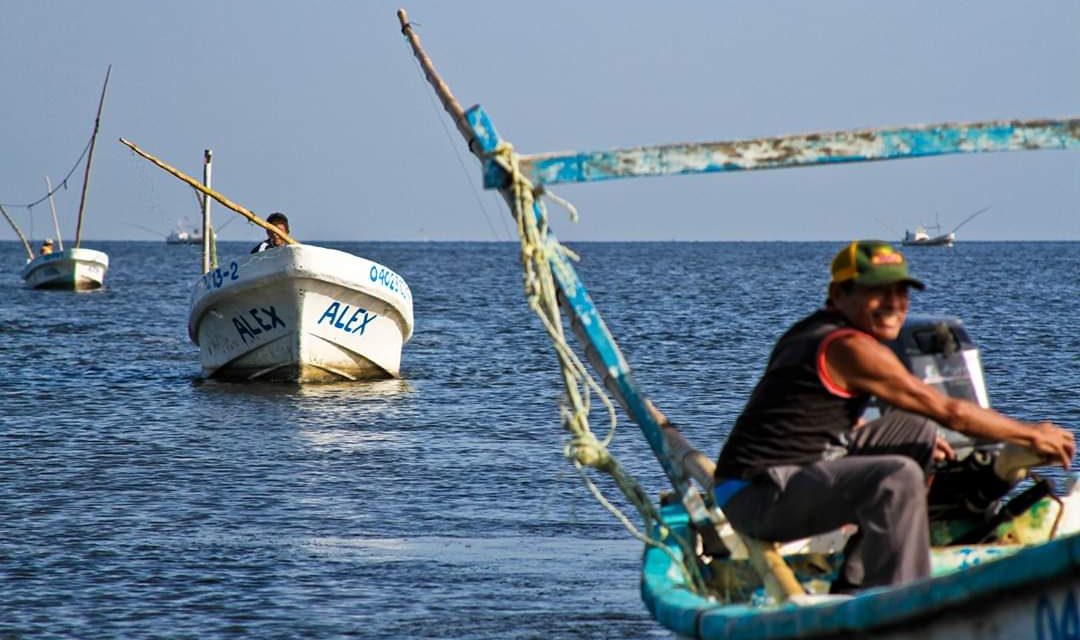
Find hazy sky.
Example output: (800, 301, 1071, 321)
(1, 1, 1077, 243)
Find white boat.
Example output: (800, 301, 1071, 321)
(901, 207, 990, 247)
(9, 67, 113, 290)
(166, 224, 203, 245)
(118, 142, 415, 384)
(187, 244, 413, 382)
(20, 247, 109, 290)
(901, 224, 954, 246)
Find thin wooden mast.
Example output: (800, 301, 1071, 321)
(74, 65, 111, 248)
(396, 9, 476, 155)
(45, 176, 64, 251)
(0, 202, 33, 260)
(397, 8, 716, 529)
(201, 149, 213, 273)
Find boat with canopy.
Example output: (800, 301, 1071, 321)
(118, 141, 414, 382)
(397, 8, 1080, 639)
(2, 67, 112, 290)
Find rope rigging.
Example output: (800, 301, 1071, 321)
(488, 139, 706, 592)
(394, 8, 709, 593)
(0, 135, 93, 211)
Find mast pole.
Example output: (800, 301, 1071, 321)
(397, 9, 712, 524)
(45, 176, 64, 251)
(396, 9, 478, 157)
(74, 65, 111, 248)
(201, 149, 213, 273)
(0, 202, 34, 261)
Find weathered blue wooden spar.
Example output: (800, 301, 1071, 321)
(518, 118, 1080, 187)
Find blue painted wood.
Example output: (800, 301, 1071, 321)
(642, 503, 1080, 640)
(519, 118, 1080, 186)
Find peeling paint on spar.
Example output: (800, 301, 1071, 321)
(369, 265, 411, 302)
(518, 117, 1080, 185)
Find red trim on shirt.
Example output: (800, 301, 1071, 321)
(817, 328, 864, 398)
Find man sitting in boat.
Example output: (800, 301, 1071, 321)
(251, 212, 290, 253)
(712, 240, 1074, 594)
(39, 238, 54, 255)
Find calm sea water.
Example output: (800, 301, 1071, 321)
(2, 240, 1078, 638)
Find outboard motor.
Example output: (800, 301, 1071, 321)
(884, 315, 1015, 525)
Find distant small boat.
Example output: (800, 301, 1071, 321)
(901, 224, 954, 247)
(3, 67, 113, 290)
(21, 247, 109, 290)
(901, 207, 990, 247)
(188, 244, 414, 382)
(166, 222, 203, 245)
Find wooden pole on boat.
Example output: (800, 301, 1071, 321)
(0, 202, 34, 261)
(45, 176, 64, 251)
(397, 9, 479, 155)
(74, 65, 111, 249)
(117, 137, 299, 246)
(401, 7, 695, 496)
(201, 149, 213, 273)
(400, 9, 621, 479)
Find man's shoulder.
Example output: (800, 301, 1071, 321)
(781, 308, 848, 340)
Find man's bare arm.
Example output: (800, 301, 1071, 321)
(825, 333, 1075, 469)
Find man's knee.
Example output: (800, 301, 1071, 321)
(880, 456, 927, 500)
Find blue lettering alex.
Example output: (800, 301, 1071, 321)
(319, 302, 341, 326)
(344, 307, 363, 332)
(352, 311, 376, 335)
(333, 305, 353, 330)
(318, 300, 378, 336)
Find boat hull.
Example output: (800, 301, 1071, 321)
(901, 238, 954, 247)
(902, 232, 955, 247)
(188, 245, 413, 382)
(20, 248, 109, 290)
(166, 234, 202, 245)
(645, 493, 1080, 640)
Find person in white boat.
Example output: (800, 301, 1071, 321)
(705, 240, 1075, 594)
(39, 238, 54, 256)
(251, 212, 290, 253)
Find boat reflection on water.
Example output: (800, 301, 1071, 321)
(299, 426, 407, 453)
(293, 378, 414, 401)
(194, 377, 414, 410)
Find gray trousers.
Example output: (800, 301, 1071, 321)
(722, 410, 937, 591)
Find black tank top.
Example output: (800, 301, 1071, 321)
(714, 309, 870, 480)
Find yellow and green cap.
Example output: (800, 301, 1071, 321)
(830, 240, 925, 290)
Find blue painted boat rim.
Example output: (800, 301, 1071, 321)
(642, 503, 1080, 640)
